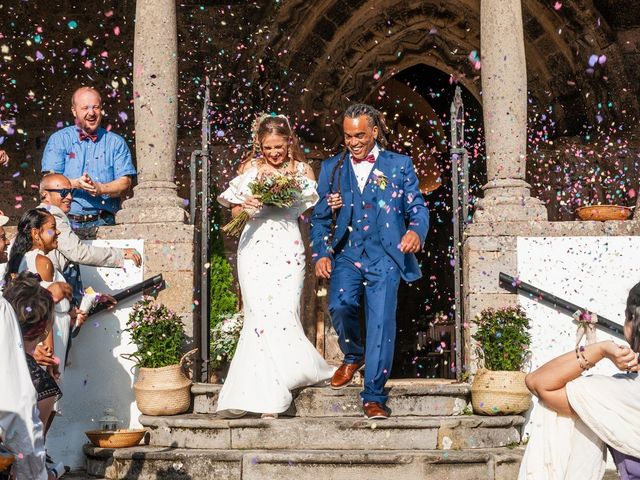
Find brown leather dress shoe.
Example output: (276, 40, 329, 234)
(363, 402, 389, 420)
(330, 361, 365, 389)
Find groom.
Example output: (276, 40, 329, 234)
(311, 103, 429, 419)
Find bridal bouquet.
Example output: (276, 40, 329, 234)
(221, 171, 304, 237)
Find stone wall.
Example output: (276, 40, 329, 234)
(462, 219, 640, 371)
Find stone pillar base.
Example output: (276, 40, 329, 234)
(474, 178, 548, 222)
(117, 181, 187, 224)
(98, 223, 195, 339)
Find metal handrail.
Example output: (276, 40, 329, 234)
(499, 272, 624, 338)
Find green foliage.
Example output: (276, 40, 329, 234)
(209, 253, 238, 327)
(209, 185, 238, 328)
(210, 312, 243, 368)
(472, 306, 531, 371)
(125, 296, 185, 368)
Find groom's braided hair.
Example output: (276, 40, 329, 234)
(326, 104, 390, 243)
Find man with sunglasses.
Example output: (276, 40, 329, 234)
(38, 173, 141, 278)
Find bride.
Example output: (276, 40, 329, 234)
(216, 114, 334, 418)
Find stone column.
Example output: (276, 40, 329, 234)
(103, 0, 195, 359)
(116, 0, 186, 224)
(474, 0, 547, 222)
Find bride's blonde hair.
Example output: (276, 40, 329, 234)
(238, 114, 305, 172)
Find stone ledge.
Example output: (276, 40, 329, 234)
(97, 223, 195, 243)
(465, 219, 640, 237)
(193, 382, 472, 416)
(139, 414, 525, 451)
(83, 445, 525, 480)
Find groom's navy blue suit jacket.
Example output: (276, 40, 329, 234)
(310, 149, 429, 282)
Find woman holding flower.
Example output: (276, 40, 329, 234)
(216, 114, 334, 418)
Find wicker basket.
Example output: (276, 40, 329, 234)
(134, 363, 192, 416)
(471, 369, 531, 415)
(85, 428, 147, 448)
(576, 205, 632, 221)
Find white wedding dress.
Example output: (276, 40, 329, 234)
(216, 163, 334, 414)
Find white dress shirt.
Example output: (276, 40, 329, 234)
(0, 297, 47, 479)
(350, 144, 380, 192)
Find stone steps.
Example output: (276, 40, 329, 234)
(139, 413, 524, 451)
(192, 381, 471, 417)
(85, 445, 525, 480)
(84, 381, 528, 479)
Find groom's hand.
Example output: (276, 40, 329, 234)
(315, 257, 332, 279)
(399, 230, 421, 253)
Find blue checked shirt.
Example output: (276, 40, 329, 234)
(41, 125, 136, 216)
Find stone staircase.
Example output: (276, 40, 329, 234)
(84, 380, 526, 480)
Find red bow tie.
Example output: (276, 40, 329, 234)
(78, 130, 98, 142)
(353, 154, 375, 164)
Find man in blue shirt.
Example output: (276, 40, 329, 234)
(41, 86, 136, 228)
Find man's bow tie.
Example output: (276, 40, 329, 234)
(78, 130, 98, 142)
(353, 154, 375, 164)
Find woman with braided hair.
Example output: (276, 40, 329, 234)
(311, 103, 430, 419)
(216, 114, 334, 419)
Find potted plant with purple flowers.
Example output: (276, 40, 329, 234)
(125, 296, 194, 416)
(471, 306, 532, 415)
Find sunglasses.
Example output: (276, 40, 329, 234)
(45, 188, 73, 198)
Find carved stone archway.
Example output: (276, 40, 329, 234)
(255, 0, 636, 143)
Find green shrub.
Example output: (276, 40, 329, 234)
(472, 306, 531, 371)
(208, 187, 239, 367)
(209, 253, 238, 327)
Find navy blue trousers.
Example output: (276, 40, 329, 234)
(328, 254, 400, 404)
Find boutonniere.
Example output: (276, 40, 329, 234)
(372, 168, 388, 191)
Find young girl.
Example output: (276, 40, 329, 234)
(6, 209, 78, 388)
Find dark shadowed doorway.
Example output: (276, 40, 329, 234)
(367, 64, 486, 379)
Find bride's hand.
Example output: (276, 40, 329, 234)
(242, 196, 262, 216)
(327, 193, 343, 211)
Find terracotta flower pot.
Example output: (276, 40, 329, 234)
(471, 369, 531, 415)
(575, 205, 632, 221)
(133, 364, 192, 416)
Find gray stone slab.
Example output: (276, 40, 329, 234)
(140, 414, 231, 449)
(191, 381, 471, 417)
(140, 414, 524, 451)
(242, 449, 524, 480)
(231, 417, 439, 450)
(84, 446, 524, 480)
(84, 446, 242, 480)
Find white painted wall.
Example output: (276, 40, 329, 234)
(46, 239, 144, 469)
(517, 236, 639, 443)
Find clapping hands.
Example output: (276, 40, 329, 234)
(76, 172, 103, 197)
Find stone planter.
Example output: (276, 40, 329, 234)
(471, 369, 531, 415)
(133, 364, 191, 416)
